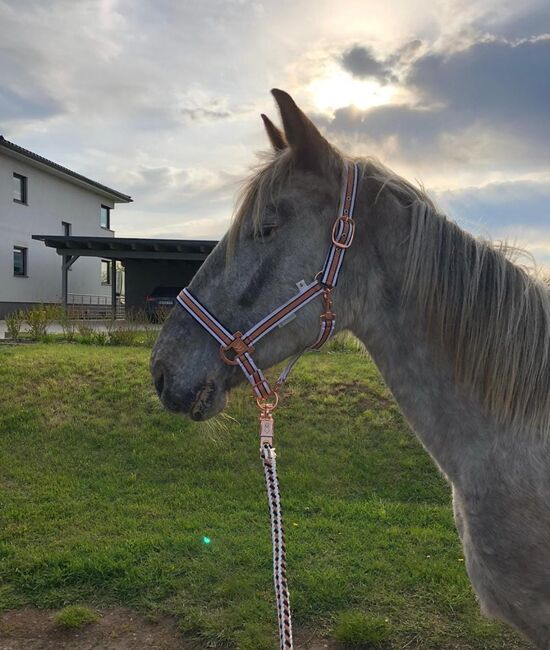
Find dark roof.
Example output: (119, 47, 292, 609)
(32, 235, 217, 261)
(0, 136, 132, 203)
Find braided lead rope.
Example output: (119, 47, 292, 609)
(261, 444, 294, 649)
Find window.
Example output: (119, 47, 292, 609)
(100, 205, 110, 229)
(13, 173, 27, 204)
(13, 246, 27, 277)
(62, 221, 72, 236)
(101, 259, 111, 285)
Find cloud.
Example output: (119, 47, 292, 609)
(437, 177, 550, 230)
(180, 107, 233, 122)
(474, 1, 550, 39)
(0, 0, 549, 251)
(436, 177, 550, 268)
(408, 35, 550, 126)
(341, 46, 393, 83)
(341, 40, 423, 84)
(0, 87, 61, 121)
(325, 33, 550, 185)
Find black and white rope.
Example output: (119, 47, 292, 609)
(261, 444, 294, 650)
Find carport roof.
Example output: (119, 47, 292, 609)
(32, 235, 218, 261)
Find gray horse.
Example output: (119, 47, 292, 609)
(151, 89, 550, 649)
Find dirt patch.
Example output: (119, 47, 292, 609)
(0, 608, 337, 649)
(0, 608, 189, 650)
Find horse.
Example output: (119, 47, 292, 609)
(151, 88, 550, 649)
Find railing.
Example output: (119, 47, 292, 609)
(67, 294, 125, 319)
(68, 293, 124, 305)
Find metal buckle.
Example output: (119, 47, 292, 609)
(320, 288, 335, 323)
(331, 216, 355, 249)
(257, 393, 278, 450)
(219, 332, 254, 366)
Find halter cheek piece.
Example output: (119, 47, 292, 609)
(176, 162, 359, 403)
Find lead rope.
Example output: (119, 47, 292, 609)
(259, 402, 293, 649)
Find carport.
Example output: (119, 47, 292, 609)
(32, 235, 217, 318)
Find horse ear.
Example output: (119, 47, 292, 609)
(270, 88, 331, 171)
(261, 114, 287, 151)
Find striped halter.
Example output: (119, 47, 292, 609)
(176, 162, 359, 650)
(176, 162, 359, 405)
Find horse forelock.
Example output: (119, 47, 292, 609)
(227, 149, 296, 255)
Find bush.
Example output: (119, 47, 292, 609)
(108, 310, 145, 346)
(54, 605, 99, 629)
(5, 310, 24, 340)
(77, 321, 93, 337)
(25, 305, 53, 340)
(143, 327, 159, 347)
(155, 304, 172, 324)
(59, 308, 77, 342)
(333, 611, 392, 646)
(109, 326, 138, 346)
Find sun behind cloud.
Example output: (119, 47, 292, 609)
(308, 68, 396, 115)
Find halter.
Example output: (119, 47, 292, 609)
(176, 162, 359, 649)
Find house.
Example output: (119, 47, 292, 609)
(0, 136, 132, 318)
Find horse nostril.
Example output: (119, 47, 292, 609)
(154, 372, 165, 397)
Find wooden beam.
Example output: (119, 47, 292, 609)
(52, 249, 209, 261)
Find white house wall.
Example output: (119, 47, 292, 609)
(0, 152, 115, 312)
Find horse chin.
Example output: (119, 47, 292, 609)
(189, 383, 227, 421)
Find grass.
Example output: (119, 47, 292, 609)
(54, 604, 100, 629)
(333, 611, 392, 646)
(0, 343, 529, 648)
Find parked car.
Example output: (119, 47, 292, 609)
(145, 286, 181, 322)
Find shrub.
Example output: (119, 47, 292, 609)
(58, 308, 77, 342)
(155, 304, 172, 324)
(45, 304, 63, 321)
(5, 310, 24, 340)
(91, 331, 109, 345)
(54, 605, 99, 629)
(108, 310, 145, 346)
(109, 326, 138, 346)
(77, 321, 93, 337)
(333, 611, 392, 646)
(143, 327, 159, 347)
(25, 305, 52, 340)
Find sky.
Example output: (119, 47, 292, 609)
(1, 0, 549, 268)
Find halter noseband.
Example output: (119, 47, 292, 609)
(176, 162, 359, 404)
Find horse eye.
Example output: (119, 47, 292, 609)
(255, 223, 277, 239)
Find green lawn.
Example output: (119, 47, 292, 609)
(0, 343, 528, 648)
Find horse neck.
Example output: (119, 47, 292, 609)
(343, 189, 499, 482)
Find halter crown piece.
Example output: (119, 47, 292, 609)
(176, 162, 359, 650)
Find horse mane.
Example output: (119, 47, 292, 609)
(388, 170, 550, 438)
(229, 149, 550, 436)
